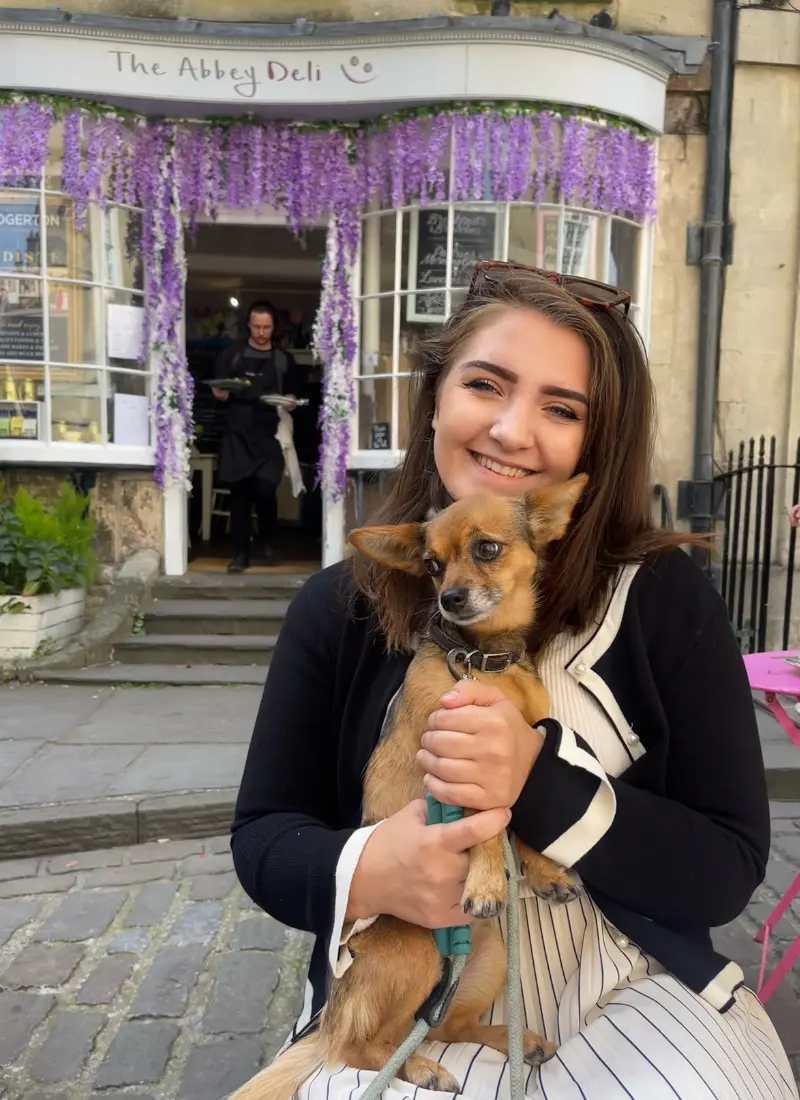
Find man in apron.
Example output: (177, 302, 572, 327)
(212, 301, 302, 573)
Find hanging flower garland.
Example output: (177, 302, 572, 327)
(0, 93, 657, 500)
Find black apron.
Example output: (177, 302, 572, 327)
(217, 348, 286, 486)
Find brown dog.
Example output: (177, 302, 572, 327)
(230, 475, 587, 1100)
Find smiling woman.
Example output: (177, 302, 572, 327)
(232, 260, 797, 1100)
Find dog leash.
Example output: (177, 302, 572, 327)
(359, 795, 526, 1100)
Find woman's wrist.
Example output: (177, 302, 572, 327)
(344, 830, 384, 922)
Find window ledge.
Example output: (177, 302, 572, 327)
(349, 450, 404, 471)
(0, 441, 155, 469)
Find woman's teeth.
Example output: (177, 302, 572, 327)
(473, 453, 531, 479)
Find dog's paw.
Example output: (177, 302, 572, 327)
(531, 870, 583, 905)
(461, 875, 507, 919)
(523, 1032, 556, 1067)
(402, 1055, 461, 1093)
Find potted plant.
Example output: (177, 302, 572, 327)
(0, 486, 96, 660)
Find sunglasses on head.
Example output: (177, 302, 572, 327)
(467, 260, 632, 318)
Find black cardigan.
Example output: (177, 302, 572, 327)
(231, 548, 770, 1019)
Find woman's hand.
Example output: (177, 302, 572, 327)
(346, 799, 511, 928)
(789, 503, 800, 528)
(211, 387, 229, 401)
(417, 679, 544, 811)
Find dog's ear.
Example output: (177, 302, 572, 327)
(348, 523, 426, 576)
(525, 474, 588, 546)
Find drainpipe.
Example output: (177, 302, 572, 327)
(678, 0, 736, 585)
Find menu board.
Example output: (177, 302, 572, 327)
(407, 207, 499, 322)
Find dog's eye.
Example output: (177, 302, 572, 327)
(423, 558, 442, 577)
(474, 540, 501, 562)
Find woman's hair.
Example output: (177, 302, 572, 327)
(349, 268, 690, 656)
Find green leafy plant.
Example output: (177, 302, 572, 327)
(0, 488, 95, 603)
(12, 486, 96, 586)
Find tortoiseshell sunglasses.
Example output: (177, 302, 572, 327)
(467, 259, 632, 318)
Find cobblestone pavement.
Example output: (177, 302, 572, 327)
(0, 813, 799, 1100)
(0, 836, 311, 1100)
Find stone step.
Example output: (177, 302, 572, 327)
(114, 634, 277, 665)
(34, 663, 268, 686)
(142, 598, 290, 635)
(151, 572, 309, 601)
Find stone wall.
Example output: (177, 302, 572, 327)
(2, 470, 162, 568)
(0, 0, 707, 30)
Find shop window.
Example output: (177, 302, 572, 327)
(354, 203, 650, 461)
(50, 365, 102, 443)
(0, 180, 146, 454)
(609, 218, 640, 297)
(104, 207, 144, 292)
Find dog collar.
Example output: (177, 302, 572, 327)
(429, 618, 524, 680)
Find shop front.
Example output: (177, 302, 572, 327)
(0, 12, 705, 575)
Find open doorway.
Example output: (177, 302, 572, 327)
(185, 221, 327, 573)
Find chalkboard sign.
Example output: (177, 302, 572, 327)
(370, 421, 390, 450)
(0, 313, 44, 361)
(408, 208, 499, 323)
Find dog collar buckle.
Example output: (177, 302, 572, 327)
(445, 647, 517, 680)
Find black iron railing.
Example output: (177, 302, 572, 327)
(716, 435, 800, 653)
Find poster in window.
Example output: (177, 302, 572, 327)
(0, 280, 44, 361)
(0, 200, 67, 274)
(406, 207, 501, 324)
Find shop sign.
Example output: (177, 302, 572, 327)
(0, 30, 670, 131)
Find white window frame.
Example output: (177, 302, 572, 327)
(351, 200, 654, 470)
(0, 176, 151, 469)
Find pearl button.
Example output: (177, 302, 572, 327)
(615, 935, 629, 949)
(627, 731, 639, 745)
(575, 662, 587, 675)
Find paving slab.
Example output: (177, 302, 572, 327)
(0, 739, 44, 783)
(0, 685, 111, 739)
(61, 685, 261, 744)
(107, 743, 247, 797)
(0, 684, 260, 858)
(0, 744, 146, 807)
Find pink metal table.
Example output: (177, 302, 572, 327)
(743, 650, 800, 1003)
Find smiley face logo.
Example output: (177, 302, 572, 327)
(341, 55, 376, 84)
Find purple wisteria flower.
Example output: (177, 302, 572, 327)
(0, 100, 657, 497)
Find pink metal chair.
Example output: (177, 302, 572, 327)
(743, 651, 800, 1003)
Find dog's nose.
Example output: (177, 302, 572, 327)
(440, 587, 469, 614)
